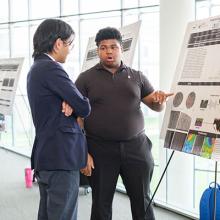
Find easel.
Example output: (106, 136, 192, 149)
(145, 150, 175, 215)
(145, 150, 218, 220)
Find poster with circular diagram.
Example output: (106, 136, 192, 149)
(161, 15, 220, 161)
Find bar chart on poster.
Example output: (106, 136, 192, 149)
(0, 58, 24, 115)
(161, 15, 220, 161)
(81, 21, 141, 72)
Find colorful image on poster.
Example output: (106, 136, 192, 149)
(200, 137, 215, 159)
(182, 133, 196, 153)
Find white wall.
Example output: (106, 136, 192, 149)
(157, 0, 197, 216)
(160, 0, 195, 91)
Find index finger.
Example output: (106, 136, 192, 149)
(165, 93, 174, 97)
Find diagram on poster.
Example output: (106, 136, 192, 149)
(0, 58, 24, 115)
(81, 21, 141, 72)
(161, 15, 220, 161)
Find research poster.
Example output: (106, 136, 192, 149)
(0, 58, 24, 115)
(161, 15, 220, 161)
(81, 21, 141, 72)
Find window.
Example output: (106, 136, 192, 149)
(30, 0, 60, 19)
(0, 25, 9, 58)
(10, 0, 28, 22)
(0, 0, 9, 23)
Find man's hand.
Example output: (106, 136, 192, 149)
(80, 154, 94, 176)
(142, 90, 174, 112)
(152, 91, 174, 105)
(62, 101, 74, 116)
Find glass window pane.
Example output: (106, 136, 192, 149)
(122, 9, 139, 26)
(10, 23, 30, 95)
(30, 0, 60, 19)
(139, 8, 159, 89)
(80, 0, 120, 13)
(0, 25, 9, 58)
(11, 23, 29, 58)
(196, 1, 210, 19)
(0, 0, 8, 23)
(211, 0, 220, 4)
(140, 0, 159, 7)
(211, 5, 220, 15)
(122, 10, 139, 70)
(195, 156, 220, 172)
(10, 0, 28, 22)
(17, 59, 30, 95)
(122, 0, 138, 8)
(61, 0, 78, 16)
(11, 96, 33, 155)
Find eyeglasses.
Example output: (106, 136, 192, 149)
(63, 39, 74, 50)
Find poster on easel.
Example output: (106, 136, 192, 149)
(161, 15, 220, 161)
(0, 58, 24, 115)
(81, 21, 141, 72)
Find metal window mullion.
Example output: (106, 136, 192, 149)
(120, 0, 123, 27)
(209, 0, 212, 16)
(8, 0, 15, 147)
(193, 156, 196, 208)
(28, 0, 31, 66)
(78, 0, 82, 70)
(59, 0, 62, 18)
(27, 0, 33, 146)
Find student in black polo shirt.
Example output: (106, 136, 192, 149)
(75, 27, 173, 220)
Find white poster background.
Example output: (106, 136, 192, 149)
(0, 58, 24, 115)
(161, 15, 220, 161)
(81, 21, 141, 72)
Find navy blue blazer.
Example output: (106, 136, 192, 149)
(27, 54, 91, 171)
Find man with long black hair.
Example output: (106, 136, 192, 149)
(27, 19, 91, 220)
(76, 27, 173, 220)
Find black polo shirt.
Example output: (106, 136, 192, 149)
(75, 62, 154, 141)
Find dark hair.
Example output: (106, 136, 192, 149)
(95, 27, 122, 46)
(32, 19, 74, 59)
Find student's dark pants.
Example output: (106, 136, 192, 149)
(87, 133, 155, 220)
(36, 170, 79, 220)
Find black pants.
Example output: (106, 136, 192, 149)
(87, 133, 155, 220)
(36, 170, 79, 220)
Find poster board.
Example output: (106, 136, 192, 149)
(0, 57, 24, 115)
(81, 21, 141, 72)
(161, 15, 220, 161)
